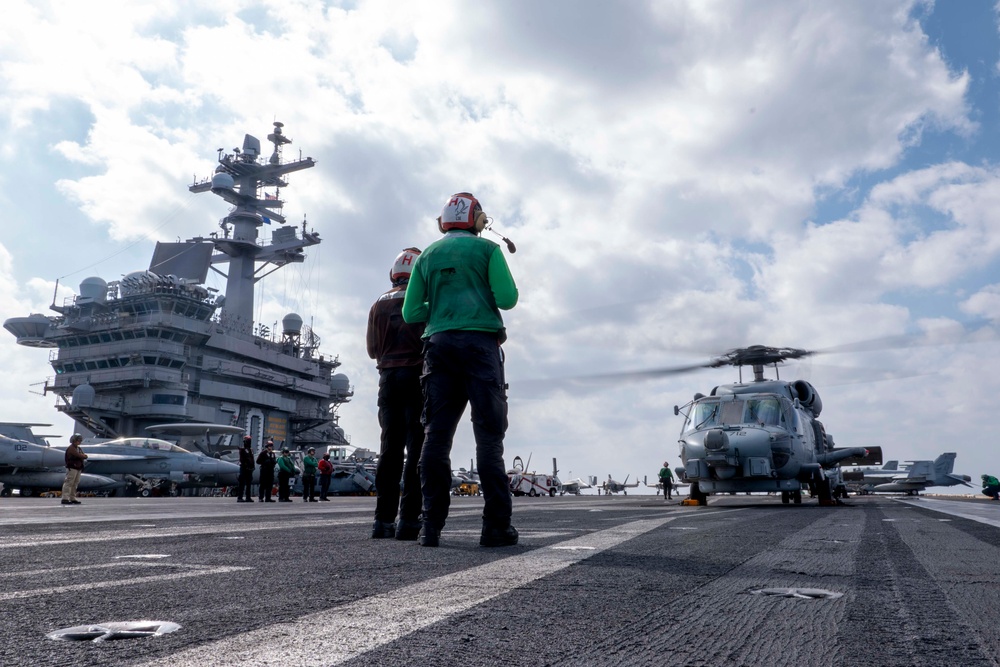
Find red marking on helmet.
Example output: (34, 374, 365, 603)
(448, 197, 462, 206)
(401, 254, 413, 265)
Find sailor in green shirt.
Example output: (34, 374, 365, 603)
(658, 461, 675, 500)
(982, 474, 1000, 500)
(402, 192, 518, 548)
(276, 448, 299, 502)
(302, 448, 319, 502)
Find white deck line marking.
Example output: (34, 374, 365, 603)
(0, 562, 151, 579)
(897, 498, 1000, 529)
(137, 515, 679, 667)
(0, 518, 369, 549)
(0, 564, 250, 601)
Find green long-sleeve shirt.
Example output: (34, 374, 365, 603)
(277, 455, 297, 475)
(402, 230, 517, 337)
(302, 455, 318, 476)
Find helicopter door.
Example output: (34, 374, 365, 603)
(810, 420, 825, 453)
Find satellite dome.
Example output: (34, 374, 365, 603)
(79, 277, 107, 303)
(282, 313, 303, 336)
(330, 373, 351, 397)
(71, 383, 96, 408)
(211, 172, 235, 191)
(120, 270, 159, 296)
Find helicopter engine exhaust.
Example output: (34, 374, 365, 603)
(792, 380, 822, 416)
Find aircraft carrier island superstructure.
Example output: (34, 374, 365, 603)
(3, 123, 352, 454)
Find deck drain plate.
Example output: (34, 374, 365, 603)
(749, 587, 843, 600)
(47, 621, 181, 642)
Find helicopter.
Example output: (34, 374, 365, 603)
(662, 345, 878, 506)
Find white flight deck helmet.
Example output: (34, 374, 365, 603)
(390, 247, 421, 286)
(438, 192, 487, 234)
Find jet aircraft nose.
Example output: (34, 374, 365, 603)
(201, 457, 241, 477)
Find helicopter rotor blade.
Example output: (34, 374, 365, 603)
(808, 319, 998, 357)
(512, 319, 997, 394)
(562, 361, 719, 384)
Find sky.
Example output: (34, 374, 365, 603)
(1, 0, 999, 495)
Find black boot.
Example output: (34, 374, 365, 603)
(395, 519, 421, 541)
(418, 524, 441, 547)
(371, 520, 396, 539)
(480, 524, 519, 547)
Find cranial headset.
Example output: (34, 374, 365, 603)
(438, 192, 487, 234)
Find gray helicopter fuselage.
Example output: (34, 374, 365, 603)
(677, 380, 831, 494)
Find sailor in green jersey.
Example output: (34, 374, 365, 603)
(658, 461, 675, 500)
(301, 448, 318, 502)
(403, 192, 518, 548)
(277, 448, 298, 502)
(982, 474, 1000, 500)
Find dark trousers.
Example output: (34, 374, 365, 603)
(319, 474, 331, 499)
(375, 366, 426, 524)
(258, 473, 274, 501)
(278, 471, 292, 500)
(984, 485, 1000, 500)
(236, 469, 254, 500)
(302, 474, 316, 500)
(661, 479, 673, 498)
(419, 331, 511, 530)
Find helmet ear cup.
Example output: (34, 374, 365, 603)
(474, 209, 488, 233)
(437, 215, 446, 234)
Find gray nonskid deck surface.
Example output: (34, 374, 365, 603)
(1, 495, 998, 667)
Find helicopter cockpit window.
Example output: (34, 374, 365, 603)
(745, 398, 784, 426)
(684, 401, 720, 432)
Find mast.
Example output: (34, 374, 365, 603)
(188, 122, 318, 327)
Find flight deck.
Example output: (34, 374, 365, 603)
(2, 494, 999, 666)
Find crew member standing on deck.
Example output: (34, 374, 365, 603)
(318, 452, 333, 500)
(61, 434, 87, 505)
(301, 448, 318, 502)
(367, 247, 426, 540)
(403, 192, 518, 548)
(257, 440, 277, 502)
(277, 448, 298, 501)
(658, 461, 675, 500)
(236, 436, 255, 502)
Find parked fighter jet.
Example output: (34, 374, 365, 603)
(842, 460, 899, 490)
(847, 453, 971, 495)
(81, 437, 241, 484)
(0, 434, 122, 497)
(560, 477, 594, 495)
(145, 423, 246, 457)
(600, 474, 640, 495)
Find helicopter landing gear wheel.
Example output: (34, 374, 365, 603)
(793, 490, 802, 504)
(528, 489, 537, 497)
(816, 478, 834, 505)
(781, 491, 790, 504)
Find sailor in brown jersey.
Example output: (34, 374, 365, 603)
(367, 247, 426, 539)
